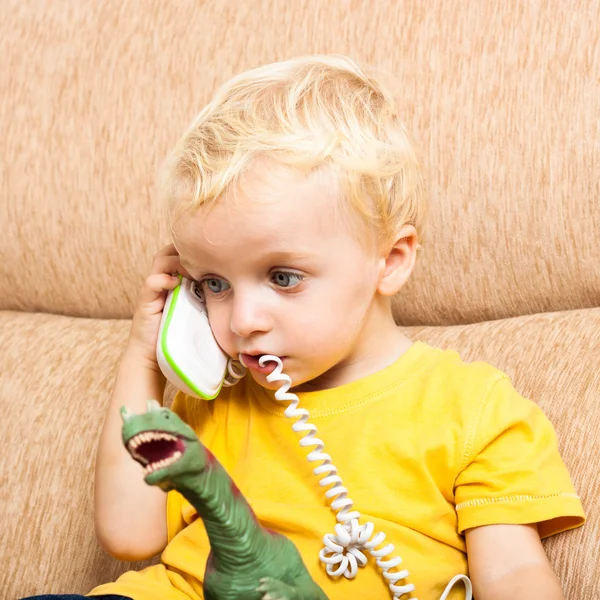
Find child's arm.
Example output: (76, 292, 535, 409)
(94, 244, 190, 561)
(466, 523, 565, 599)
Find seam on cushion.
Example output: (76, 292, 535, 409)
(456, 492, 580, 511)
(458, 373, 507, 473)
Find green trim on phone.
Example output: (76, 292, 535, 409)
(160, 279, 222, 400)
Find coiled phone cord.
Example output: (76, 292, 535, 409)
(222, 358, 247, 387)
(256, 354, 472, 600)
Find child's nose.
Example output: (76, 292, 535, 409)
(229, 292, 272, 338)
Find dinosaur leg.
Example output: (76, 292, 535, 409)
(256, 576, 329, 600)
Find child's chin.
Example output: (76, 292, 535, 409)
(248, 370, 282, 390)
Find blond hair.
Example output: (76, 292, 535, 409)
(162, 55, 426, 245)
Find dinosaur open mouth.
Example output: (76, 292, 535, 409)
(127, 431, 186, 475)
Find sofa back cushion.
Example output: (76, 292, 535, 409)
(1, 0, 598, 323)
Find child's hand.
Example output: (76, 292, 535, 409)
(96, 246, 190, 559)
(128, 244, 191, 364)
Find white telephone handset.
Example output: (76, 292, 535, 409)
(156, 276, 243, 399)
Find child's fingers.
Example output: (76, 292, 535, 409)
(151, 255, 185, 277)
(138, 273, 181, 305)
(151, 248, 193, 280)
(148, 272, 181, 293)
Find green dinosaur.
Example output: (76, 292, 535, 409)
(121, 400, 329, 600)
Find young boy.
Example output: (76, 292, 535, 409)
(26, 55, 584, 600)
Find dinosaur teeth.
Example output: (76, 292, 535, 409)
(143, 450, 183, 475)
(128, 431, 178, 451)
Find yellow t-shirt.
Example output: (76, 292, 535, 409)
(89, 341, 585, 600)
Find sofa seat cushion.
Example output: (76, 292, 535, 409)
(1, 311, 158, 598)
(1, 308, 598, 598)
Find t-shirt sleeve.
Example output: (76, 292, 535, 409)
(454, 375, 585, 538)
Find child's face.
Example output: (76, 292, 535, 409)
(174, 163, 387, 392)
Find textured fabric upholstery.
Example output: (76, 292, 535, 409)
(3, 309, 598, 597)
(1, 1, 598, 598)
(1, 0, 598, 323)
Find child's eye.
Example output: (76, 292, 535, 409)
(201, 278, 230, 294)
(270, 271, 304, 288)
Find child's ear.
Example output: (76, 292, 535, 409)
(377, 224, 419, 296)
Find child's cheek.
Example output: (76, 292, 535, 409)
(207, 307, 234, 355)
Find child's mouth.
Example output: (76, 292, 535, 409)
(239, 353, 284, 374)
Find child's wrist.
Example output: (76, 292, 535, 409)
(123, 341, 163, 376)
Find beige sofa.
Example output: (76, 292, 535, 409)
(1, 1, 598, 598)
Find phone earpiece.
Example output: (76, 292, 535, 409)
(190, 280, 205, 304)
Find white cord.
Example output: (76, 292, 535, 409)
(222, 357, 247, 387)
(258, 354, 472, 600)
(440, 575, 472, 600)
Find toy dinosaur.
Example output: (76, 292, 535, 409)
(121, 400, 329, 600)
